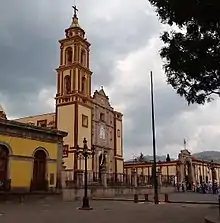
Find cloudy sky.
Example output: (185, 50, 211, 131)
(1, 0, 220, 160)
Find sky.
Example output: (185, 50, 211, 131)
(0, 0, 220, 160)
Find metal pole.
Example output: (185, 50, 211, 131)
(80, 138, 93, 210)
(218, 194, 220, 218)
(84, 153, 88, 199)
(150, 71, 159, 204)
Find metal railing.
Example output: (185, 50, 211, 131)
(63, 171, 176, 188)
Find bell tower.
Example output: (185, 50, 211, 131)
(56, 6, 93, 171)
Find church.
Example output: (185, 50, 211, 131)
(15, 7, 124, 181)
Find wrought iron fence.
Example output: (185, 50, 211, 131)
(62, 170, 176, 188)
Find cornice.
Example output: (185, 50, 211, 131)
(59, 35, 91, 47)
(56, 63, 92, 75)
(0, 119, 67, 143)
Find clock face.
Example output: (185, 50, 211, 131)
(99, 125, 105, 139)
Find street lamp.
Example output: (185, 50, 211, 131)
(150, 71, 159, 204)
(77, 137, 95, 210)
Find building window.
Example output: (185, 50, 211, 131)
(100, 113, 105, 122)
(37, 120, 47, 128)
(64, 75, 71, 94)
(82, 114, 88, 128)
(65, 47, 73, 64)
(117, 129, 120, 137)
(81, 76, 86, 94)
(81, 49, 86, 66)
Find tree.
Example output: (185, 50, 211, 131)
(166, 154, 171, 162)
(148, 0, 220, 104)
(138, 152, 145, 162)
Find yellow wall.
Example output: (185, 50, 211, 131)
(0, 135, 57, 159)
(116, 160, 123, 174)
(10, 160, 57, 188)
(77, 104, 92, 171)
(124, 163, 177, 177)
(116, 119, 122, 156)
(57, 104, 75, 169)
(168, 165, 176, 175)
(15, 113, 55, 127)
(10, 159, 32, 188)
(78, 104, 92, 148)
(0, 134, 59, 189)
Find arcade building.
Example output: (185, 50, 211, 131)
(124, 149, 220, 189)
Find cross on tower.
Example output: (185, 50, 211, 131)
(184, 138, 187, 150)
(72, 5, 78, 17)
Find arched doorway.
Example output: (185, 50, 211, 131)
(0, 144, 9, 190)
(32, 150, 47, 191)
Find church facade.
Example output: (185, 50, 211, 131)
(15, 8, 123, 180)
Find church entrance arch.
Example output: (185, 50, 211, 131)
(184, 160, 193, 190)
(32, 149, 47, 191)
(178, 149, 195, 190)
(0, 144, 9, 190)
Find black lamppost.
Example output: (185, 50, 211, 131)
(77, 138, 95, 210)
(150, 71, 159, 204)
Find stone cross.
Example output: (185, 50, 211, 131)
(72, 5, 78, 16)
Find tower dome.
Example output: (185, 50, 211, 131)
(0, 104, 7, 120)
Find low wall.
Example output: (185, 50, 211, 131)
(62, 186, 175, 201)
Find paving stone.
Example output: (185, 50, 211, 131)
(0, 198, 217, 223)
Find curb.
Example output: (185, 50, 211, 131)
(167, 201, 218, 205)
(92, 198, 219, 205)
(92, 198, 135, 202)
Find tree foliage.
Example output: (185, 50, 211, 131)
(148, 0, 220, 104)
(166, 154, 171, 162)
(138, 152, 145, 162)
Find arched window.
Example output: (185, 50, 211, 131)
(81, 49, 86, 66)
(81, 76, 86, 94)
(64, 75, 71, 94)
(65, 47, 73, 65)
(74, 44, 77, 62)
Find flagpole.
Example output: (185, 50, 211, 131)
(150, 71, 159, 204)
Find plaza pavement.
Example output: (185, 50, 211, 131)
(0, 198, 218, 223)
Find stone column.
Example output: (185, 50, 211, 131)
(180, 163, 184, 183)
(191, 163, 196, 183)
(157, 172, 162, 186)
(77, 170, 84, 187)
(132, 169, 137, 188)
(101, 169, 107, 187)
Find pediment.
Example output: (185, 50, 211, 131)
(93, 87, 113, 110)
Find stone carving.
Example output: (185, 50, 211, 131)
(177, 149, 195, 188)
(99, 151, 107, 171)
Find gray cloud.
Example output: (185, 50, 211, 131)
(1, 0, 219, 160)
(0, 0, 160, 117)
